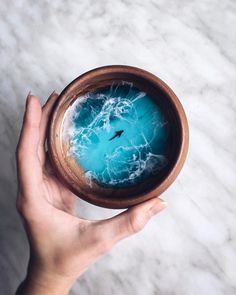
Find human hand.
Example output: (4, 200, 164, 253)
(15, 92, 167, 295)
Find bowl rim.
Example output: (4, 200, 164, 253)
(48, 65, 189, 209)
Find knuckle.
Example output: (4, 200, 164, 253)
(128, 211, 145, 234)
(79, 221, 88, 233)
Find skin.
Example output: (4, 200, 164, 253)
(15, 92, 167, 295)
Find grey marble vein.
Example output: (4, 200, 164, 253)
(0, 0, 236, 294)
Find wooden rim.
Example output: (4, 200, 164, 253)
(48, 65, 189, 209)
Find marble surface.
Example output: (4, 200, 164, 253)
(0, 0, 235, 294)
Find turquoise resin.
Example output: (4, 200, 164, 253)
(62, 82, 169, 187)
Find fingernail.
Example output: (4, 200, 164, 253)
(150, 199, 167, 215)
(26, 91, 32, 106)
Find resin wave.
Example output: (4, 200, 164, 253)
(62, 82, 169, 188)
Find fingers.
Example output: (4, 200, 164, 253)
(38, 92, 58, 162)
(16, 94, 43, 192)
(17, 94, 42, 155)
(93, 198, 167, 251)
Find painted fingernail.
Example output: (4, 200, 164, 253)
(150, 199, 167, 215)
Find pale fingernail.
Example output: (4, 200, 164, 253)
(150, 199, 167, 215)
(26, 91, 32, 107)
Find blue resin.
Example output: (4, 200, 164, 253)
(62, 82, 169, 187)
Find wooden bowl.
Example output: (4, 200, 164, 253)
(48, 65, 189, 209)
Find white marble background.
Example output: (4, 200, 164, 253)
(0, 0, 236, 294)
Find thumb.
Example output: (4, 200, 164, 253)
(97, 197, 167, 246)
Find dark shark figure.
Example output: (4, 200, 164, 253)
(109, 130, 124, 141)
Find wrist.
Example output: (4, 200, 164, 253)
(17, 263, 76, 295)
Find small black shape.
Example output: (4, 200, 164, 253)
(109, 130, 124, 141)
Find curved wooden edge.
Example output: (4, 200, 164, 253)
(48, 65, 189, 209)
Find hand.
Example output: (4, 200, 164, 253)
(15, 92, 167, 295)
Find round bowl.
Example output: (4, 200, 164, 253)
(48, 65, 189, 209)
